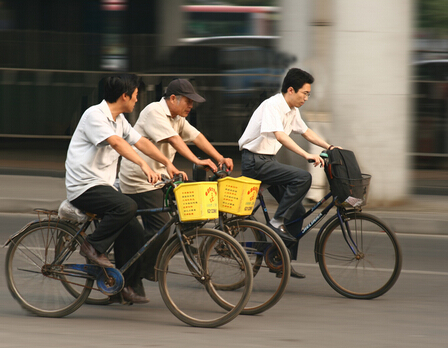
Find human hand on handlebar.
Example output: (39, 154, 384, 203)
(154, 173, 184, 188)
(306, 153, 325, 167)
(166, 163, 188, 182)
(197, 158, 218, 172)
(218, 157, 233, 172)
(327, 145, 343, 151)
(142, 163, 162, 184)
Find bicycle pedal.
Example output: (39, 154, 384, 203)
(108, 292, 131, 305)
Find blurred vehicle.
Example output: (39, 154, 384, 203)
(153, 36, 295, 143)
(182, 5, 279, 37)
(412, 60, 448, 169)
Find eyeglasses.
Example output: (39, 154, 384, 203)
(300, 91, 311, 98)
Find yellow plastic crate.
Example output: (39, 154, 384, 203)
(217, 176, 261, 216)
(173, 182, 218, 222)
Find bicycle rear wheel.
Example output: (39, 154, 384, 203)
(5, 220, 93, 317)
(317, 211, 402, 299)
(157, 228, 253, 328)
(218, 219, 290, 315)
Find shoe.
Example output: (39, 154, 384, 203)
(267, 223, 297, 242)
(275, 265, 306, 279)
(80, 240, 113, 268)
(121, 286, 150, 304)
(290, 266, 306, 279)
(108, 292, 129, 305)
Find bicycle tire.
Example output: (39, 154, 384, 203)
(217, 219, 291, 315)
(157, 228, 253, 328)
(316, 211, 402, 299)
(5, 220, 93, 317)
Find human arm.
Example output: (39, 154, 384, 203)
(133, 136, 187, 181)
(273, 131, 325, 167)
(302, 128, 342, 152)
(164, 134, 219, 172)
(192, 133, 233, 171)
(301, 128, 331, 149)
(106, 135, 161, 183)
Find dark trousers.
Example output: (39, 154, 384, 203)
(70, 185, 145, 288)
(126, 189, 171, 281)
(241, 149, 311, 235)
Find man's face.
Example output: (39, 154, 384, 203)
(288, 83, 311, 108)
(124, 88, 138, 113)
(169, 95, 194, 117)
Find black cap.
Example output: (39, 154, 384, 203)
(164, 79, 206, 103)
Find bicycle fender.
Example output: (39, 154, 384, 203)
(3, 218, 77, 247)
(3, 219, 40, 247)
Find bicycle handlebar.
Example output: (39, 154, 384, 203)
(154, 174, 184, 188)
(307, 151, 329, 163)
(194, 163, 230, 181)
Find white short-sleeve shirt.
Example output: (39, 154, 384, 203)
(119, 98, 200, 194)
(65, 100, 142, 201)
(238, 93, 308, 155)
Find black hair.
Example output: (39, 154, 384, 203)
(103, 74, 144, 103)
(281, 68, 314, 94)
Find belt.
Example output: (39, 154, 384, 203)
(242, 149, 275, 158)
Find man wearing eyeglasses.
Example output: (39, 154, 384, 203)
(239, 68, 337, 279)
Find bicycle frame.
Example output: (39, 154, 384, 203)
(44, 187, 210, 290)
(252, 191, 362, 261)
(253, 191, 336, 241)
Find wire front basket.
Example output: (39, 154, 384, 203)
(332, 174, 371, 207)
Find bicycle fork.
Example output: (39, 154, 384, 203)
(337, 209, 363, 259)
(176, 228, 207, 282)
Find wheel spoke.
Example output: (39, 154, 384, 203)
(318, 212, 402, 299)
(6, 221, 93, 317)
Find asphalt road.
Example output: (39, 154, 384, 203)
(0, 213, 447, 348)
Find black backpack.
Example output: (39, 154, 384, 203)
(324, 149, 370, 205)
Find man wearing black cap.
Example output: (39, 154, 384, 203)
(119, 78, 233, 281)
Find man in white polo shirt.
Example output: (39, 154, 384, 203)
(119, 78, 233, 280)
(239, 68, 338, 278)
(66, 74, 184, 303)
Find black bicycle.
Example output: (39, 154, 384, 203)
(4, 175, 253, 328)
(250, 152, 402, 299)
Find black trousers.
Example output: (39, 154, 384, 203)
(70, 185, 145, 288)
(241, 149, 312, 235)
(126, 189, 171, 281)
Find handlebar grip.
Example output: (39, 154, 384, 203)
(173, 173, 184, 182)
(193, 164, 207, 171)
(193, 160, 231, 181)
(308, 152, 329, 163)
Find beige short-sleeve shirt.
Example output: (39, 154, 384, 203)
(119, 98, 200, 194)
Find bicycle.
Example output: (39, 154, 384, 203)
(84, 166, 291, 316)
(4, 175, 253, 328)
(193, 165, 291, 315)
(249, 151, 402, 299)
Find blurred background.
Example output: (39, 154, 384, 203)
(0, 0, 447, 204)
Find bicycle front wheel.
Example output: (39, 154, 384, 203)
(317, 211, 402, 299)
(5, 220, 93, 317)
(157, 228, 253, 328)
(218, 219, 290, 315)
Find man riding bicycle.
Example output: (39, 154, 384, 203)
(238, 68, 339, 278)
